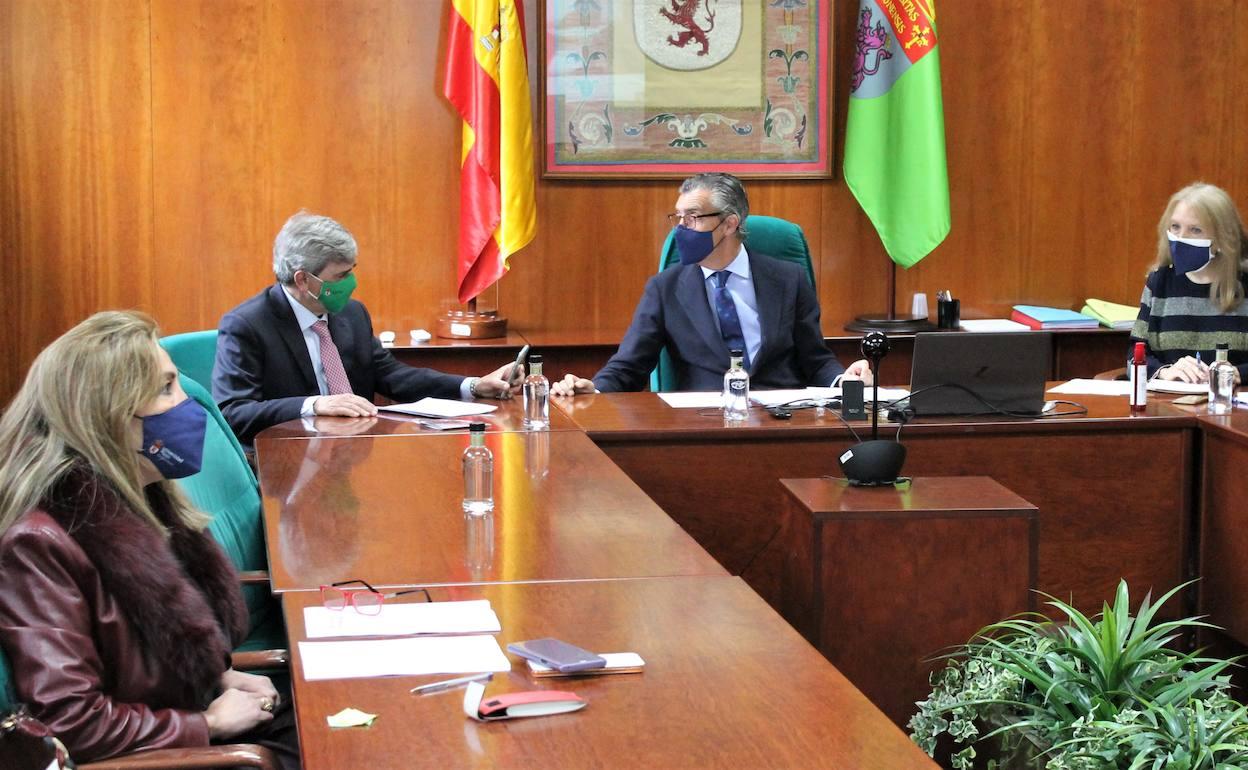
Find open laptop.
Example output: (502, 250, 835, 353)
(908, 332, 1051, 416)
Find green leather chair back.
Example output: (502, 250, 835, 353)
(176, 376, 284, 651)
(161, 330, 219, 390)
(0, 645, 15, 711)
(650, 215, 815, 392)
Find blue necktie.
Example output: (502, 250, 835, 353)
(713, 271, 749, 370)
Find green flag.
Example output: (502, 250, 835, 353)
(844, 0, 950, 268)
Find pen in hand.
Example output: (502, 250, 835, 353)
(410, 672, 492, 695)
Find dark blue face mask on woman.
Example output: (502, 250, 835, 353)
(674, 225, 720, 266)
(137, 398, 207, 479)
(1168, 231, 1214, 275)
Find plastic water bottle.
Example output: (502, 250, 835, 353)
(1209, 343, 1236, 414)
(462, 422, 493, 514)
(523, 353, 549, 430)
(722, 349, 749, 421)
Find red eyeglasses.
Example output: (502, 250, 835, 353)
(319, 579, 432, 616)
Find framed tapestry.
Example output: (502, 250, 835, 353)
(541, 0, 833, 179)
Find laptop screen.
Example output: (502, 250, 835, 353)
(908, 332, 1051, 416)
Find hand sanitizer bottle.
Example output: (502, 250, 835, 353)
(1209, 343, 1236, 415)
(462, 422, 494, 514)
(523, 353, 549, 429)
(722, 349, 749, 421)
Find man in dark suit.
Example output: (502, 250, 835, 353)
(214, 211, 517, 444)
(551, 173, 870, 395)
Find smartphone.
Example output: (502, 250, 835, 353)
(506, 344, 530, 387)
(506, 638, 606, 673)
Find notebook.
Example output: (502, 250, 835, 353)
(1010, 305, 1099, 330)
(908, 332, 1051, 416)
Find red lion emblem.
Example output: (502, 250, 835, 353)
(660, 0, 717, 57)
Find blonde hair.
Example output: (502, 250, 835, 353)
(0, 311, 209, 536)
(1152, 182, 1248, 312)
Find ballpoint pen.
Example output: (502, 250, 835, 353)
(410, 672, 493, 695)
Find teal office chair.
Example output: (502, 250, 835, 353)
(650, 215, 816, 392)
(176, 376, 286, 660)
(160, 330, 218, 390)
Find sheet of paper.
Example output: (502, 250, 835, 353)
(1047, 379, 1131, 396)
(1147, 380, 1209, 395)
(959, 319, 1029, 333)
(299, 635, 510, 681)
(304, 599, 501, 639)
(657, 391, 723, 408)
(750, 387, 839, 407)
(379, 397, 497, 418)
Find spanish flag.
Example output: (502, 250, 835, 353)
(444, 0, 537, 304)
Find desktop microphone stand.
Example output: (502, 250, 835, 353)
(838, 332, 907, 486)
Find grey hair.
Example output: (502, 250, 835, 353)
(272, 211, 358, 284)
(679, 172, 750, 240)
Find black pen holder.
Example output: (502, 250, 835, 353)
(937, 298, 960, 329)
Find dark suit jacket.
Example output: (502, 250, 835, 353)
(213, 284, 464, 443)
(593, 250, 845, 392)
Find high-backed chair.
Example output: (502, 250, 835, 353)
(161, 331, 218, 390)
(650, 215, 816, 392)
(176, 376, 286, 661)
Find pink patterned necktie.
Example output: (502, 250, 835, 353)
(311, 320, 352, 395)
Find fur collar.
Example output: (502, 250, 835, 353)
(41, 465, 248, 707)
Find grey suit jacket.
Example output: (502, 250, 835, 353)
(592, 250, 844, 392)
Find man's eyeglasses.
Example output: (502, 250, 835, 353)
(319, 579, 432, 616)
(666, 211, 724, 228)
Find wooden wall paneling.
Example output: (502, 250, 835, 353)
(1022, 1, 1135, 310)
(893, 1, 1033, 320)
(0, 0, 155, 401)
(1125, 0, 1237, 288)
(1232, 1, 1248, 208)
(260, 0, 458, 335)
(150, 0, 267, 335)
(501, 180, 675, 336)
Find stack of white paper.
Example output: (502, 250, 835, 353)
(379, 397, 496, 418)
(303, 599, 501, 639)
(299, 635, 510, 681)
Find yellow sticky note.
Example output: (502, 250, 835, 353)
(327, 708, 378, 728)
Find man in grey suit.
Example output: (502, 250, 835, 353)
(214, 211, 519, 444)
(551, 173, 870, 395)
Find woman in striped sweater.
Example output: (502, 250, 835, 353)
(1131, 182, 1248, 384)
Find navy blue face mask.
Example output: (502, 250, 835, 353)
(674, 225, 720, 266)
(1168, 231, 1214, 275)
(137, 398, 207, 479)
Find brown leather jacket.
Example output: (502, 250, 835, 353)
(0, 469, 247, 762)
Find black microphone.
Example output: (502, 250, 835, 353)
(838, 332, 906, 486)
(860, 332, 890, 440)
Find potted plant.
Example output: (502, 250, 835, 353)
(909, 580, 1248, 769)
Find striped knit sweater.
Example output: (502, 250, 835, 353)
(1131, 266, 1248, 378)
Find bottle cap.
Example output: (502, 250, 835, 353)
(1216, 342, 1229, 351)
(729, 348, 743, 357)
(469, 422, 486, 433)
(528, 353, 543, 363)
(1132, 341, 1145, 364)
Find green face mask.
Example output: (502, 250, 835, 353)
(308, 272, 357, 314)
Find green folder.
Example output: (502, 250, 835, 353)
(1081, 298, 1138, 329)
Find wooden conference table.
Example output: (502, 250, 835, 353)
(255, 401, 933, 768)
(256, 387, 1218, 767)
(554, 389, 1198, 616)
(281, 578, 936, 769)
